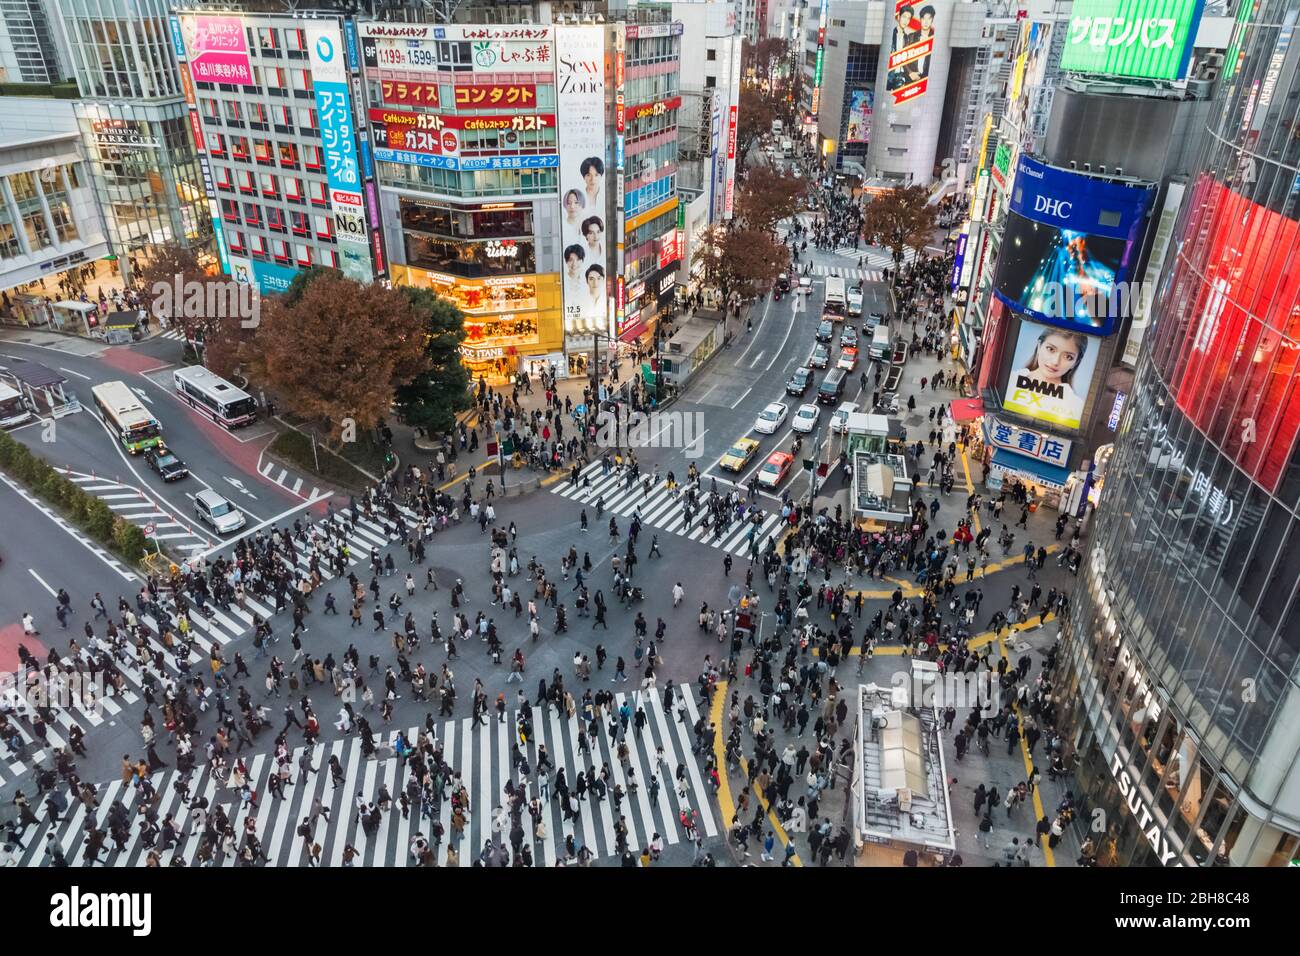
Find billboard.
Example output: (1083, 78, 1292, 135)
(1060, 0, 1204, 81)
(885, 1, 939, 105)
(555, 26, 608, 336)
(993, 156, 1154, 335)
(178, 16, 253, 86)
(1003, 319, 1101, 430)
(1165, 176, 1300, 492)
(845, 90, 873, 144)
(724, 37, 742, 218)
(308, 22, 372, 282)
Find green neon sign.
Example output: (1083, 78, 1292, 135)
(1060, 0, 1205, 81)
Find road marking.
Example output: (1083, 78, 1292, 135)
(0, 471, 136, 581)
(765, 297, 802, 372)
(58, 367, 92, 380)
(131, 387, 153, 405)
(748, 351, 766, 368)
(28, 569, 56, 596)
(728, 385, 753, 410)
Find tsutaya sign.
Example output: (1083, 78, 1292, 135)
(1060, 0, 1205, 81)
(1100, 631, 1181, 866)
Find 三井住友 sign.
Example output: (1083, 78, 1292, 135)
(1059, 0, 1205, 81)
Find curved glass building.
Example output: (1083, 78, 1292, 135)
(1058, 0, 1300, 867)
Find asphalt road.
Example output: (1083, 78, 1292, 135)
(0, 331, 331, 565)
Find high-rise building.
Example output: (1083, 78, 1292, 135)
(0, 95, 111, 327)
(56, 0, 211, 282)
(1055, 0, 1300, 868)
(0, 0, 69, 84)
(171, 9, 383, 294)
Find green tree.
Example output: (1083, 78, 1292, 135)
(113, 519, 149, 562)
(394, 287, 471, 436)
(859, 185, 939, 278)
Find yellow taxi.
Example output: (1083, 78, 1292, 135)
(719, 437, 762, 472)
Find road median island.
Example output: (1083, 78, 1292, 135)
(0, 430, 150, 566)
(265, 428, 375, 491)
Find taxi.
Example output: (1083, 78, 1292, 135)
(836, 346, 858, 371)
(719, 437, 762, 472)
(756, 451, 794, 488)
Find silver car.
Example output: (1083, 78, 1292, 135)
(194, 489, 246, 534)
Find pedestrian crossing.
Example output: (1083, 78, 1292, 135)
(0, 503, 413, 789)
(808, 264, 883, 282)
(157, 329, 187, 342)
(68, 472, 211, 556)
(257, 458, 324, 501)
(11, 686, 719, 867)
(551, 460, 788, 559)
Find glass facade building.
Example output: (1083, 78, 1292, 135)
(1058, 0, 1300, 867)
(57, 0, 210, 282)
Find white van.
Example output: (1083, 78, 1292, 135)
(847, 286, 863, 318)
(772, 119, 784, 137)
(868, 325, 892, 360)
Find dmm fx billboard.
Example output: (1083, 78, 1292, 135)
(555, 26, 609, 337)
(993, 155, 1154, 336)
(308, 23, 373, 282)
(1061, 0, 1205, 81)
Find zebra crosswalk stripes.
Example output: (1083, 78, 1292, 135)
(157, 329, 187, 342)
(809, 264, 884, 282)
(0, 505, 407, 789)
(12, 686, 719, 867)
(67, 472, 211, 556)
(257, 459, 324, 500)
(551, 460, 787, 558)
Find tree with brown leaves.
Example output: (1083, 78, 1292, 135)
(859, 185, 938, 278)
(245, 272, 430, 444)
(735, 166, 806, 235)
(692, 224, 790, 306)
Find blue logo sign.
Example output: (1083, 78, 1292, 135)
(168, 16, 186, 59)
(316, 35, 334, 62)
(373, 148, 559, 172)
(343, 20, 359, 72)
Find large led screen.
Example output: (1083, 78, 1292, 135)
(994, 155, 1154, 335)
(1003, 319, 1102, 431)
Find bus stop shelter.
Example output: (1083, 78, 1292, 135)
(0, 360, 80, 417)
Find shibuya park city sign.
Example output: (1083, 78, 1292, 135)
(1060, 0, 1205, 81)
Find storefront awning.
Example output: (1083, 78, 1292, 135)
(950, 397, 984, 423)
(991, 448, 1070, 490)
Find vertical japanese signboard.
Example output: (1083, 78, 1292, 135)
(556, 26, 609, 337)
(725, 36, 742, 219)
(308, 22, 373, 282)
(172, 15, 230, 274)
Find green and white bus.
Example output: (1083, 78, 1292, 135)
(91, 380, 161, 453)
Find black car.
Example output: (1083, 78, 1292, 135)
(144, 446, 189, 481)
(815, 320, 834, 343)
(785, 366, 813, 396)
(776, 273, 791, 294)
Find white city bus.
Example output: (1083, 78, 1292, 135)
(91, 381, 161, 453)
(0, 383, 32, 429)
(173, 365, 258, 429)
(823, 275, 847, 320)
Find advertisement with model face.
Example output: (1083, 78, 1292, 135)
(845, 90, 873, 143)
(885, 1, 938, 104)
(1004, 319, 1101, 430)
(555, 26, 608, 337)
(994, 156, 1153, 335)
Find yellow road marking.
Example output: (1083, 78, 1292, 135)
(996, 632, 1057, 868)
(710, 679, 803, 866)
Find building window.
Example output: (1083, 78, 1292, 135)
(706, 49, 717, 61)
